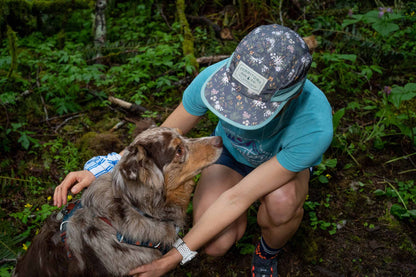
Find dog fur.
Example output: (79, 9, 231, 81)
(13, 127, 222, 277)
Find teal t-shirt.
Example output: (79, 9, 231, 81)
(183, 59, 333, 172)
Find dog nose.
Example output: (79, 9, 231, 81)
(212, 136, 223, 148)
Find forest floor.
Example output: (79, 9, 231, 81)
(3, 105, 416, 277)
(172, 150, 416, 277)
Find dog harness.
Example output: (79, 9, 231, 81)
(58, 200, 172, 258)
(58, 200, 82, 258)
(99, 215, 171, 254)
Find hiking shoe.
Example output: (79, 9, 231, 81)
(251, 246, 278, 277)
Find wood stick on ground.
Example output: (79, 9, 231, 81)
(196, 55, 230, 64)
(109, 120, 127, 132)
(108, 96, 147, 114)
(54, 114, 82, 133)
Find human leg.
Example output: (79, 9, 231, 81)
(192, 164, 247, 256)
(257, 168, 310, 249)
(252, 168, 309, 276)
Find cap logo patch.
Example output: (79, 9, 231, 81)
(232, 61, 267, 95)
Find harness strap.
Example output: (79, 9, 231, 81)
(98, 217, 171, 254)
(59, 200, 82, 259)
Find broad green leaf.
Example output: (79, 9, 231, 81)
(372, 22, 399, 37)
(374, 189, 386, 196)
(389, 83, 416, 108)
(333, 108, 345, 131)
(390, 203, 407, 218)
(318, 175, 329, 183)
(18, 133, 30, 150)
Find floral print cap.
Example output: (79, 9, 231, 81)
(202, 24, 312, 130)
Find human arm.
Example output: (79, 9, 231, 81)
(53, 152, 122, 207)
(129, 157, 297, 276)
(161, 101, 201, 134)
(53, 170, 95, 207)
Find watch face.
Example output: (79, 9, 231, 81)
(181, 251, 197, 265)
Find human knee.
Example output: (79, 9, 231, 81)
(263, 189, 304, 226)
(204, 239, 231, 257)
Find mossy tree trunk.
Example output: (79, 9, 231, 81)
(176, 0, 198, 73)
(94, 0, 107, 59)
(6, 25, 17, 79)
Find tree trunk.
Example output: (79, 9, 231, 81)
(6, 26, 17, 78)
(94, 0, 107, 58)
(176, 0, 198, 72)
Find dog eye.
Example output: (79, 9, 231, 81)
(176, 145, 184, 156)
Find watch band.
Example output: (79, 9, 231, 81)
(173, 238, 197, 265)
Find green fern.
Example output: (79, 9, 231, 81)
(0, 232, 20, 261)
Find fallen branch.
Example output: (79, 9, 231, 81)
(109, 120, 127, 132)
(108, 96, 147, 114)
(196, 55, 230, 64)
(54, 114, 82, 133)
(0, 258, 17, 265)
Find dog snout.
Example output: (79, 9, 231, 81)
(211, 136, 223, 148)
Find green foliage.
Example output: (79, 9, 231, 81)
(304, 194, 338, 235)
(342, 9, 402, 37)
(0, 232, 19, 260)
(10, 203, 58, 226)
(309, 52, 382, 95)
(93, 3, 189, 106)
(101, 40, 183, 104)
(236, 239, 256, 255)
(340, 6, 416, 77)
(0, 122, 40, 151)
(0, 0, 92, 38)
(374, 180, 416, 219)
(377, 83, 416, 145)
(0, 175, 58, 272)
(312, 157, 337, 184)
(43, 138, 81, 175)
(6, 201, 59, 264)
(193, 26, 235, 56)
(0, 265, 13, 277)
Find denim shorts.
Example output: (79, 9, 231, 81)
(214, 145, 256, 177)
(212, 134, 313, 177)
(214, 141, 314, 178)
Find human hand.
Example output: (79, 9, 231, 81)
(128, 249, 182, 277)
(53, 170, 95, 207)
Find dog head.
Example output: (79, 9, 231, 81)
(113, 127, 222, 213)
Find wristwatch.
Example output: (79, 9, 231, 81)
(173, 238, 197, 265)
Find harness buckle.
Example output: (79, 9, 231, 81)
(60, 220, 69, 232)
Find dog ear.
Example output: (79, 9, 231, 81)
(116, 143, 166, 207)
(118, 144, 164, 188)
(119, 144, 147, 181)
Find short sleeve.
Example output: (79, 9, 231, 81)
(276, 82, 333, 172)
(276, 127, 333, 172)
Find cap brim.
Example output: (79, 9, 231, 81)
(201, 61, 287, 130)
